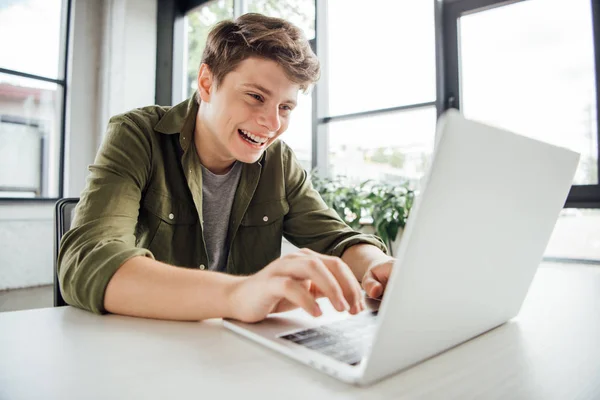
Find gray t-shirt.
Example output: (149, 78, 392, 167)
(200, 161, 242, 271)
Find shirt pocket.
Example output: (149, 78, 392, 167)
(240, 198, 289, 226)
(142, 190, 197, 225)
(235, 198, 290, 274)
(139, 190, 198, 265)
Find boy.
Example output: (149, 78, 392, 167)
(58, 13, 394, 322)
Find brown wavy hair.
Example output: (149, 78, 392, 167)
(198, 13, 320, 100)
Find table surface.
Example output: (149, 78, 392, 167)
(1, 264, 599, 400)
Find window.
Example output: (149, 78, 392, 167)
(170, 0, 600, 262)
(185, 0, 234, 99)
(247, 0, 315, 169)
(459, 0, 597, 185)
(247, 0, 315, 39)
(326, 0, 435, 116)
(327, 107, 436, 188)
(282, 91, 313, 171)
(0, 0, 69, 199)
(546, 209, 600, 262)
(444, 0, 600, 263)
(318, 0, 437, 187)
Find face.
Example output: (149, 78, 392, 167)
(196, 57, 300, 168)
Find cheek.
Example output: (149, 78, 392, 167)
(206, 98, 226, 131)
(215, 104, 238, 133)
(231, 101, 255, 123)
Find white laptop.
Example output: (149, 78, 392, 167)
(223, 109, 580, 386)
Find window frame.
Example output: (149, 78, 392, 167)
(0, 0, 72, 202)
(157, 0, 247, 106)
(160, 0, 439, 174)
(314, 0, 439, 176)
(158, 0, 600, 208)
(441, 0, 600, 209)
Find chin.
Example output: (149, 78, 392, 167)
(234, 151, 263, 164)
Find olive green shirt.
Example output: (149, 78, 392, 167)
(57, 95, 386, 314)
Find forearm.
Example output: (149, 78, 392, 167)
(341, 244, 393, 282)
(104, 256, 244, 321)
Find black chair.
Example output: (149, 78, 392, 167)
(53, 198, 79, 307)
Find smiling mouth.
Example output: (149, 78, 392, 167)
(238, 129, 268, 146)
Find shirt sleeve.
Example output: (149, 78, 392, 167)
(57, 115, 155, 314)
(281, 142, 388, 258)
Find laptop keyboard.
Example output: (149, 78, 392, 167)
(279, 310, 378, 365)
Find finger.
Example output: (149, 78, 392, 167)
(362, 275, 383, 299)
(316, 254, 364, 315)
(272, 277, 322, 317)
(370, 263, 393, 292)
(308, 281, 326, 299)
(299, 248, 364, 314)
(275, 255, 350, 313)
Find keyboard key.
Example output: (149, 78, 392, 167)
(279, 311, 378, 365)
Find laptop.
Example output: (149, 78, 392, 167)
(223, 109, 580, 386)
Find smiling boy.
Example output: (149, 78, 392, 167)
(58, 13, 394, 322)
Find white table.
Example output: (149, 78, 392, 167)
(1, 264, 599, 400)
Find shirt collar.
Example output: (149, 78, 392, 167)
(154, 93, 198, 151)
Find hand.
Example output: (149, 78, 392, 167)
(227, 248, 366, 323)
(361, 259, 395, 299)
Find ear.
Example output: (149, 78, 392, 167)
(197, 63, 214, 103)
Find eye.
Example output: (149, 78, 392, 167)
(280, 104, 294, 114)
(248, 93, 263, 102)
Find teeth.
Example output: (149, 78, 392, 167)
(241, 129, 267, 144)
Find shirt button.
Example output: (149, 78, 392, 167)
(168, 213, 174, 220)
(199, 264, 206, 270)
(263, 215, 269, 222)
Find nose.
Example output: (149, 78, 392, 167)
(257, 107, 281, 132)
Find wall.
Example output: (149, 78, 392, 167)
(0, 0, 157, 290)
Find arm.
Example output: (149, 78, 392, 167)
(106, 251, 365, 322)
(280, 142, 388, 264)
(342, 243, 395, 299)
(341, 243, 393, 282)
(58, 116, 154, 313)
(59, 119, 365, 321)
(104, 256, 242, 320)
(58, 116, 241, 320)
(279, 142, 394, 300)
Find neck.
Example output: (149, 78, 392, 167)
(194, 109, 236, 175)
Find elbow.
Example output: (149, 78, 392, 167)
(56, 233, 103, 314)
(58, 233, 155, 315)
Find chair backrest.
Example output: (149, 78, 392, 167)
(53, 198, 79, 307)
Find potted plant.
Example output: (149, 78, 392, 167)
(310, 171, 415, 256)
(309, 173, 371, 230)
(365, 183, 415, 256)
